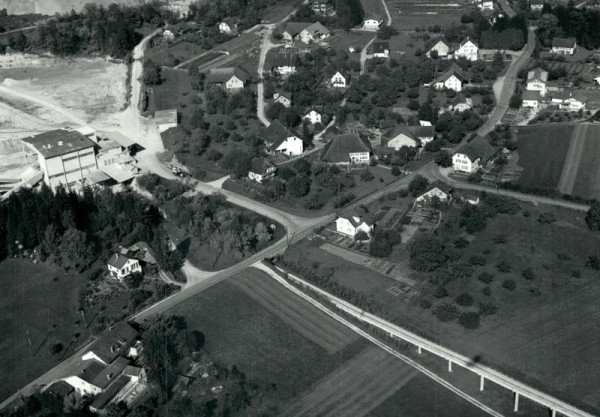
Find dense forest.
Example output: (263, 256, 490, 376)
(536, 5, 600, 49)
(0, 184, 182, 273)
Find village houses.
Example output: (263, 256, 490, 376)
(304, 110, 322, 124)
(426, 39, 451, 58)
(363, 18, 381, 31)
(273, 92, 292, 108)
(381, 125, 420, 150)
(526, 67, 549, 96)
(551, 37, 577, 55)
(248, 157, 276, 183)
(107, 253, 142, 281)
(263, 119, 304, 156)
(372, 41, 390, 58)
(454, 38, 479, 61)
(335, 214, 374, 239)
(414, 182, 453, 206)
(330, 71, 347, 88)
(322, 133, 371, 165)
(206, 67, 250, 90)
(452, 138, 501, 174)
(433, 64, 467, 92)
(522, 90, 541, 108)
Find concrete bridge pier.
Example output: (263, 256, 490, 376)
(479, 375, 485, 391)
(514, 392, 520, 412)
(417, 346, 422, 354)
(448, 360, 453, 372)
(550, 409, 556, 417)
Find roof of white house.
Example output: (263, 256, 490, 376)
(107, 253, 136, 270)
(456, 137, 501, 162)
(435, 64, 467, 83)
(206, 67, 250, 84)
(250, 157, 275, 175)
(552, 37, 576, 48)
(373, 41, 390, 54)
(84, 322, 138, 364)
(154, 109, 177, 125)
(263, 119, 300, 150)
(522, 90, 542, 101)
(527, 67, 549, 82)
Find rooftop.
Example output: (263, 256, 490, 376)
(155, 109, 178, 125)
(457, 137, 500, 162)
(522, 90, 542, 100)
(263, 119, 299, 150)
(90, 356, 130, 390)
(527, 67, 549, 82)
(250, 157, 275, 175)
(21, 129, 96, 159)
(373, 41, 390, 54)
(322, 133, 371, 163)
(206, 67, 250, 84)
(552, 37, 576, 48)
(84, 322, 138, 364)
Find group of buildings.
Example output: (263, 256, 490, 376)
(521, 66, 587, 111)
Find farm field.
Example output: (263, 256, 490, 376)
(517, 123, 600, 199)
(386, 0, 467, 30)
(145, 41, 206, 68)
(360, 0, 386, 20)
(168, 268, 369, 408)
(0, 259, 90, 402)
(283, 198, 600, 412)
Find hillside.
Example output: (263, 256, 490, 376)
(0, 0, 148, 15)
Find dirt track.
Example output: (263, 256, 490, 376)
(282, 345, 419, 417)
(231, 268, 358, 354)
(558, 123, 588, 195)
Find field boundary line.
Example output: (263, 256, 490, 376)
(558, 124, 587, 195)
(253, 262, 505, 417)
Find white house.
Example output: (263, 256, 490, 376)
(433, 64, 467, 92)
(107, 253, 141, 281)
(299, 22, 330, 44)
(414, 182, 452, 206)
(372, 41, 390, 58)
(206, 67, 249, 90)
(552, 37, 577, 55)
(451, 94, 473, 112)
(335, 215, 374, 239)
(248, 158, 276, 183)
(155, 109, 178, 133)
(322, 133, 371, 165)
(304, 110, 322, 124)
(311, 0, 334, 15)
(21, 129, 99, 192)
(271, 50, 297, 75)
(219, 22, 233, 34)
(426, 40, 451, 58)
(522, 90, 541, 108)
(162, 30, 175, 42)
(263, 120, 304, 156)
(562, 94, 586, 111)
(452, 139, 501, 174)
(330, 71, 347, 88)
(363, 19, 381, 31)
(414, 125, 436, 144)
(477, 0, 494, 10)
(530, 0, 544, 10)
(381, 125, 419, 150)
(273, 92, 292, 108)
(454, 38, 479, 61)
(526, 67, 549, 96)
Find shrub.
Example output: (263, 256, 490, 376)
(398, 188, 409, 197)
(479, 302, 498, 316)
(354, 230, 369, 241)
(420, 299, 432, 309)
(571, 269, 582, 278)
(483, 247, 492, 255)
(391, 166, 402, 176)
(537, 212, 556, 225)
(523, 210, 530, 217)
(333, 192, 355, 208)
(469, 255, 486, 266)
(502, 279, 516, 291)
(433, 302, 460, 322)
(206, 149, 223, 161)
(483, 286, 492, 296)
(433, 286, 448, 298)
(478, 271, 493, 284)
(529, 287, 541, 297)
(455, 293, 474, 307)
(493, 234, 507, 244)
(51, 342, 63, 354)
(496, 260, 511, 273)
(453, 237, 469, 249)
(586, 255, 600, 271)
(360, 168, 375, 182)
(458, 312, 480, 329)
(521, 268, 535, 280)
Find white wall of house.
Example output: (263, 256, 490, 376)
(552, 46, 575, 55)
(563, 99, 585, 111)
(455, 41, 478, 61)
(276, 136, 304, 156)
(426, 41, 450, 58)
(452, 153, 480, 173)
(108, 259, 141, 281)
(248, 167, 275, 183)
(526, 80, 547, 96)
(335, 217, 373, 238)
(439, 75, 462, 91)
(363, 19, 380, 31)
(276, 65, 296, 75)
(63, 376, 102, 397)
(417, 135, 434, 144)
(454, 102, 472, 112)
(415, 188, 450, 204)
(304, 110, 321, 124)
(32, 146, 98, 192)
(522, 99, 539, 108)
(274, 95, 291, 108)
(219, 22, 232, 33)
(349, 151, 370, 164)
(331, 72, 346, 88)
(225, 76, 244, 90)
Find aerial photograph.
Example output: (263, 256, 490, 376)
(0, 0, 599, 416)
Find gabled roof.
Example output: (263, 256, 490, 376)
(274, 91, 292, 101)
(451, 93, 472, 106)
(382, 124, 418, 143)
(413, 125, 435, 137)
(456, 138, 500, 163)
(373, 41, 390, 54)
(206, 67, 250, 84)
(331, 71, 346, 80)
(21, 129, 96, 159)
(303, 21, 330, 37)
(552, 37, 576, 48)
(459, 38, 478, 48)
(527, 67, 548, 82)
(107, 253, 136, 270)
(427, 38, 450, 52)
(90, 356, 130, 390)
(250, 157, 275, 175)
(263, 119, 299, 150)
(337, 213, 373, 227)
(85, 322, 138, 364)
(271, 49, 298, 68)
(435, 64, 467, 83)
(420, 181, 453, 197)
(278, 21, 311, 37)
(522, 90, 541, 101)
(322, 133, 371, 163)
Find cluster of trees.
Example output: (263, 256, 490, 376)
(460, 194, 521, 234)
(9, 3, 173, 57)
(205, 85, 256, 117)
(537, 5, 600, 49)
(459, 11, 528, 50)
(188, 0, 282, 31)
(0, 9, 45, 33)
(137, 173, 189, 202)
(291, 0, 364, 29)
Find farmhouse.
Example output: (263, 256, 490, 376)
(522, 90, 541, 108)
(363, 19, 381, 31)
(526, 67, 549, 96)
(372, 41, 390, 58)
(21, 129, 98, 192)
(248, 158, 276, 183)
(304, 110, 322, 124)
(335, 214, 374, 239)
(278, 22, 330, 44)
(155, 109, 178, 133)
(162, 30, 175, 42)
(263, 119, 304, 156)
(414, 182, 453, 206)
(381, 125, 420, 150)
(321, 133, 371, 165)
(433, 64, 467, 92)
(451, 94, 473, 112)
(206, 67, 250, 90)
(552, 91, 587, 111)
(273, 92, 292, 108)
(426, 39, 451, 58)
(552, 37, 577, 55)
(530, 0, 544, 10)
(454, 38, 479, 61)
(81, 323, 140, 365)
(330, 71, 347, 88)
(452, 139, 501, 173)
(107, 253, 142, 281)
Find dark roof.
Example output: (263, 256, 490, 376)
(78, 360, 106, 385)
(21, 129, 96, 159)
(413, 125, 435, 137)
(90, 356, 130, 390)
(263, 119, 298, 150)
(250, 157, 275, 175)
(107, 253, 135, 270)
(457, 138, 501, 163)
(85, 322, 138, 364)
(373, 41, 389, 54)
(527, 67, 548, 82)
(45, 381, 74, 398)
(278, 22, 311, 37)
(421, 181, 453, 197)
(271, 49, 298, 68)
(552, 37, 576, 48)
(522, 90, 541, 101)
(304, 22, 330, 37)
(206, 67, 250, 84)
(321, 133, 371, 163)
(124, 365, 144, 378)
(90, 374, 130, 411)
(382, 125, 418, 146)
(450, 93, 471, 106)
(435, 64, 467, 83)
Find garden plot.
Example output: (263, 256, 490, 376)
(386, 0, 466, 30)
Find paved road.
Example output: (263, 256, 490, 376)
(422, 163, 590, 212)
(381, 0, 393, 26)
(476, 27, 535, 137)
(360, 36, 377, 75)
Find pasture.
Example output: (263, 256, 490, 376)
(386, 0, 466, 30)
